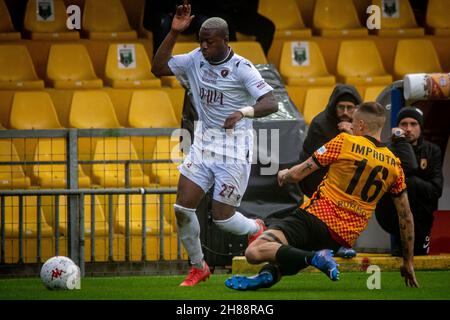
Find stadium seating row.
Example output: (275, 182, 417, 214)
(260, 0, 449, 37)
(1, 90, 181, 189)
(0, 194, 184, 263)
(280, 38, 443, 86)
(1, 0, 137, 41)
(1, 36, 445, 93)
(0, 41, 267, 90)
(2, 0, 449, 42)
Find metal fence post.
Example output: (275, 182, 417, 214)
(1, 196, 5, 264)
(141, 193, 146, 261)
(108, 194, 114, 262)
(18, 195, 23, 264)
(79, 194, 85, 277)
(67, 129, 80, 271)
(90, 194, 95, 262)
(125, 161, 130, 261)
(159, 194, 164, 261)
(36, 195, 41, 264)
(55, 195, 60, 256)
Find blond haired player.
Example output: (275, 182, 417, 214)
(226, 102, 419, 290)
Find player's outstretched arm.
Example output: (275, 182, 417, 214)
(223, 91, 278, 129)
(151, 0, 195, 77)
(277, 157, 319, 186)
(392, 192, 420, 288)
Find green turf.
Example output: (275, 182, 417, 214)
(0, 271, 449, 300)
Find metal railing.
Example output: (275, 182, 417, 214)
(0, 128, 182, 276)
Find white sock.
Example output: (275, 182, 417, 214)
(174, 204, 204, 268)
(213, 211, 259, 236)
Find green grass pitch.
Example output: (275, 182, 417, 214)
(1, 271, 450, 300)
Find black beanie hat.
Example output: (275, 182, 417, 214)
(397, 107, 424, 127)
(335, 92, 359, 106)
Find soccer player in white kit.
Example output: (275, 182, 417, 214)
(152, 1, 278, 286)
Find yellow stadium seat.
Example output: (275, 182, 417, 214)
(0, 196, 54, 263)
(82, 0, 137, 40)
(303, 87, 334, 125)
(58, 195, 108, 236)
(229, 41, 268, 64)
(0, 140, 31, 189)
(69, 91, 121, 128)
(337, 41, 392, 86)
(2, 197, 49, 236)
(116, 194, 172, 235)
(280, 41, 335, 86)
(0, 0, 21, 40)
(151, 138, 182, 187)
(426, 0, 450, 36)
(9, 92, 64, 181)
(0, 45, 44, 90)
(47, 44, 103, 89)
(69, 91, 122, 171)
(394, 39, 443, 79)
(373, 0, 424, 37)
(24, 0, 80, 40)
(105, 43, 161, 88)
(364, 86, 386, 102)
(258, 0, 312, 39)
(92, 137, 151, 188)
(10, 92, 62, 129)
(128, 90, 177, 128)
(286, 85, 307, 114)
(313, 0, 368, 37)
(160, 42, 199, 88)
(126, 90, 181, 233)
(57, 195, 110, 262)
(128, 90, 181, 187)
(258, 0, 312, 69)
(33, 138, 91, 188)
(116, 194, 181, 261)
(160, 88, 185, 125)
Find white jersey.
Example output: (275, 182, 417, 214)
(168, 48, 273, 161)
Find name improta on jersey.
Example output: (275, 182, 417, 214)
(351, 142, 396, 166)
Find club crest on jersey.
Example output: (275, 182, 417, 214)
(221, 68, 230, 78)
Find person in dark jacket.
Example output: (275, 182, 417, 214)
(376, 106, 444, 255)
(299, 84, 362, 198)
(298, 84, 362, 258)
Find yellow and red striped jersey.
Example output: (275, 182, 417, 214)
(301, 133, 406, 246)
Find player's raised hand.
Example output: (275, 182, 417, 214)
(223, 111, 244, 129)
(400, 262, 420, 288)
(338, 121, 353, 134)
(171, 0, 195, 33)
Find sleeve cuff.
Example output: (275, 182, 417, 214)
(390, 188, 407, 198)
(311, 154, 324, 168)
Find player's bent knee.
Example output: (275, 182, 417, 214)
(173, 204, 197, 226)
(245, 246, 262, 265)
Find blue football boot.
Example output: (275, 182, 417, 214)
(310, 249, 340, 281)
(335, 246, 357, 259)
(225, 272, 274, 291)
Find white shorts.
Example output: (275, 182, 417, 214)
(178, 146, 251, 207)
